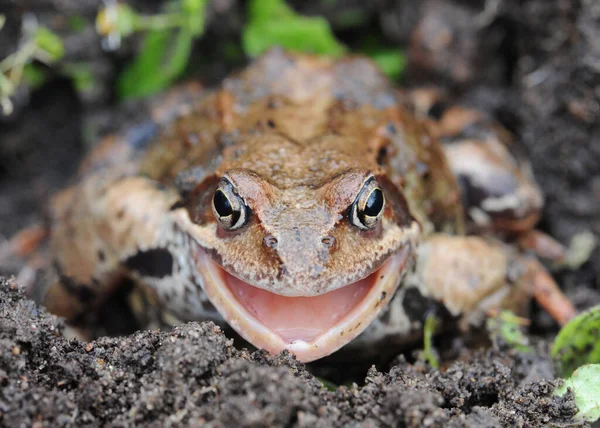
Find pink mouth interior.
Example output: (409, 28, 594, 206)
(224, 271, 377, 344)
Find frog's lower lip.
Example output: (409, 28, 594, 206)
(193, 246, 410, 362)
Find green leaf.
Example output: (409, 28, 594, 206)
(243, 0, 345, 57)
(555, 364, 600, 423)
(368, 49, 406, 80)
(552, 305, 600, 377)
(118, 30, 169, 97)
(62, 63, 96, 93)
(247, 0, 295, 24)
(486, 310, 533, 353)
(118, 28, 194, 99)
(34, 27, 65, 62)
(181, 0, 208, 36)
(22, 64, 47, 89)
(243, 17, 346, 57)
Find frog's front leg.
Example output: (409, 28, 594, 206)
(405, 234, 576, 329)
(42, 174, 218, 331)
(406, 89, 567, 262)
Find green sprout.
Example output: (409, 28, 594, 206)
(61, 63, 96, 93)
(418, 313, 440, 369)
(316, 376, 338, 391)
(0, 15, 65, 115)
(96, 0, 208, 98)
(486, 310, 533, 353)
(96, 0, 206, 50)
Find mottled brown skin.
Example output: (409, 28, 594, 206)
(33, 49, 574, 361)
(406, 88, 544, 235)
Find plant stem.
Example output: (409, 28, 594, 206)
(136, 14, 184, 31)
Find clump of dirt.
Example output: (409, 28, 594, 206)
(0, 278, 578, 426)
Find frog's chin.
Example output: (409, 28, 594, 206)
(193, 246, 410, 362)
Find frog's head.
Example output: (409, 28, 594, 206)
(174, 136, 420, 361)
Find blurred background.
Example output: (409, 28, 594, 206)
(0, 0, 598, 321)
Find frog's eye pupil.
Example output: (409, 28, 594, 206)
(213, 190, 233, 217)
(350, 178, 385, 230)
(212, 179, 247, 230)
(364, 188, 384, 217)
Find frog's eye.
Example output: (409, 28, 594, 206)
(212, 179, 248, 230)
(350, 178, 385, 230)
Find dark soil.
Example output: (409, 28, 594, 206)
(0, 0, 598, 426)
(0, 278, 579, 427)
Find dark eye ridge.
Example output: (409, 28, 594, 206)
(213, 189, 233, 217)
(364, 188, 384, 217)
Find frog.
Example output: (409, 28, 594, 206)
(17, 49, 575, 362)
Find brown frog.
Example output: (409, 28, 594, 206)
(20, 49, 575, 362)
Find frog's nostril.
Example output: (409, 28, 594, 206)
(321, 236, 336, 248)
(264, 235, 278, 248)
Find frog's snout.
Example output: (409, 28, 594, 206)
(263, 228, 340, 285)
(263, 234, 336, 251)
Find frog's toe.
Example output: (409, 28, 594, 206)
(525, 258, 576, 326)
(2, 223, 48, 259)
(517, 230, 567, 263)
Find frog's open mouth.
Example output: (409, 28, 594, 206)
(193, 246, 410, 362)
